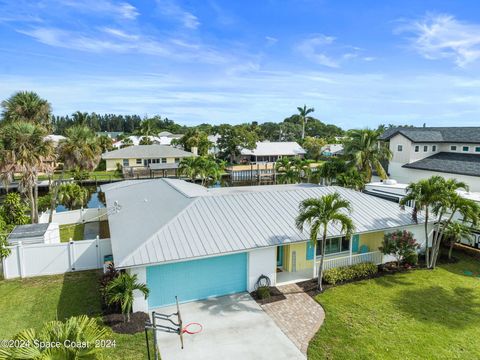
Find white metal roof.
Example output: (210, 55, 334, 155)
(103, 179, 425, 268)
(102, 145, 194, 159)
(241, 141, 306, 157)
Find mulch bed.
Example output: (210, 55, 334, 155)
(250, 286, 286, 305)
(103, 312, 150, 334)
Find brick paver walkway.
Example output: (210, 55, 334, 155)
(261, 283, 325, 354)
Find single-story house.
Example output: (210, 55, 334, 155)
(101, 145, 195, 172)
(7, 223, 60, 245)
(102, 179, 431, 311)
(240, 141, 306, 163)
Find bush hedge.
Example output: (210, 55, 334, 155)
(323, 262, 378, 285)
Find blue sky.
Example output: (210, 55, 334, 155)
(1, 0, 480, 128)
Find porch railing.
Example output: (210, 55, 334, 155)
(318, 251, 384, 271)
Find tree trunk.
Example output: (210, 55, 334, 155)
(317, 229, 327, 292)
(424, 208, 430, 268)
(49, 170, 65, 223)
(28, 186, 35, 224)
(301, 117, 306, 140)
(448, 242, 454, 260)
(33, 180, 39, 223)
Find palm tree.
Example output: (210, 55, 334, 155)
(430, 182, 479, 268)
(275, 158, 300, 184)
(0, 315, 108, 359)
(57, 183, 89, 210)
(400, 176, 444, 268)
(72, 111, 89, 126)
(106, 273, 149, 322)
(139, 136, 153, 145)
(343, 129, 392, 182)
(179, 157, 199, 181)
(120, 137, 134, 148)
(443, 222, 473, 260)
(297, 105, 315, 140)
(295, 193, 355, 291)
(138, 118, 159, 136)
(335, 168, 366, 190)
(0, 122, 53, 223)
(1, 91, 52, 128)
(50, 125, 101, 221)
(315, 158, 348, 185)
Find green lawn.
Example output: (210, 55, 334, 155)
(308, 253, 480, 359)
(37, 170, 122, 181)
(0, 271, 151, 359)
(59, 223, 85, 242)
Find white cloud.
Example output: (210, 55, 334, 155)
(397, 13, 480, 67)
(156, 0, 200, 29)
(58, 0, 139, 19)
(265, 36, 278, 45)
(296, 35, 339, 68)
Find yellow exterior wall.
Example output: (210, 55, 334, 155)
(282, 242, 313, 272)
(359, 231, 383, 252)
(105, 157, 178, 171)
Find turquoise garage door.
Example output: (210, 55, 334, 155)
(147, 253, 247, 308)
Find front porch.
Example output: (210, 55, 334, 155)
(275, 231, 385, 285)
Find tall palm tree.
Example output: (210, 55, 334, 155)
(57, 183, 89, 210)
(1, 91, 52, 128)
(275, 158, 300, 184)
(315, 158, 348, 185)
(343, 129, 392, 182)
(335, 168, 366, 190)
(106, 273, 149, 322)
(297, 105, 315, 140)
(50, 125, 101, 221)
(400, 176, 444, 268)
(0, 315, 109, 359)
(295, 193, 355, 291)
(0, 122, 53, 223)
(138, 118, 159, 136)
(430, 182, 479, 268)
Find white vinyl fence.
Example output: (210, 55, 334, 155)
(2, 237, 112, 279)
(38, 208, 108, 225)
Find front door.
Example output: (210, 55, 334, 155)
(276, 246, 283, 267)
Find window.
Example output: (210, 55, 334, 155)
(136, 158, 142, 164)
(316, 237, 349, 256)
(414, 145, 419, 152)
(451, 145, 457, 151)
(463, 146, 469, 152)
(174, 158, 180, 163)
(476, 147, 480, 152)
(162, 158, 167, 164)
(122, 159, 129, 167)
(423, 145, 428, 152)
(432, 145, 437, 152)
(397, 145, 403, 152)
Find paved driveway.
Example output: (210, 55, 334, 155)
(154, 293, 305, 360)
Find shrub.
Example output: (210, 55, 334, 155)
(380, 230, 420, 266)
(323, 262, 378, 285)
(71, 169, 90, 181)
(403, 250, 418, 266)
(257, 286, 271, 300)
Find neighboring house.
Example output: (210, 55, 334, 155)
(112, 132, 184, 148)
(240, 141, 306, 163)
(96, 131, 123, 140)
(380, 127, 480, 191)
(207, 134, 220, 156)
(102, 179, 430, 310)
(321, 143, 344, 157)
(101, 145, 195, 172)
(7, 223, 60, 245)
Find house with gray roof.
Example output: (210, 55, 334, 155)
(101, 145, 195, 174)
(102, 179, 431, 310)
(380, 126, 480, 191)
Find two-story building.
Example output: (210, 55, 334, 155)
(380, 127, 480, 192)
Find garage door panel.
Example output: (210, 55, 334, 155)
(147, 253, 247, 308)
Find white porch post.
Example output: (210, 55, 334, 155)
(349, 236, 353, 265)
